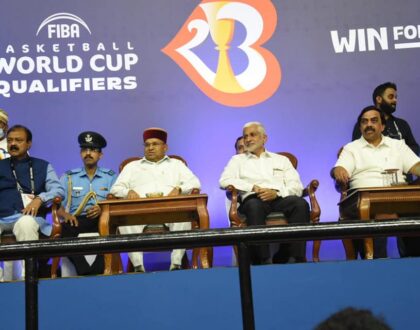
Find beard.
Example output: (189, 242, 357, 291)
(379, 101, 396, 115)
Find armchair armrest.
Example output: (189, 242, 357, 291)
(51, 196, 62, 239)
(332, 177, 350, 200)
(106, 193, 118, 200)
(302, 180, 320, 223)
(225, 185, 245, 228)
(302, 180, 322, 262)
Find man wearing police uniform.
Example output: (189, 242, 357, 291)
(58, 131, 116, 275)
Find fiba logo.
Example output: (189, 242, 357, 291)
(162, 0, 281, 107)
(36, 13, 91, 39)
(0, 12, 138, 98)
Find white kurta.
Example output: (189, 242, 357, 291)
(335, 136, 419, 189)
(219, 150, 304, 200)
(110, 156, 201, 268)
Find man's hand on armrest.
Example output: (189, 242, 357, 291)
(127, 190, 140, 199)
(57, 207, 79, 227)
(332, 166, 350, 185)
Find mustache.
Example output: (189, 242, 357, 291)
(9, 145, 19, 151)
(364, 127, 375, 133)
(83, 156, 93, 160)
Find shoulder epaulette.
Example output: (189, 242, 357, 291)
(65, 168, 82, 175)
(98, 167, 115, 176)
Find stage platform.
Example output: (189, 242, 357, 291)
(1, 257, 419, 329)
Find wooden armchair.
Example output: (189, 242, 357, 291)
(333, 146, 386, 260)
(1, 196, 62, 279)
(336, 174, 420, 260)
(105, 155, 210, 272)
(334, 147, 420, 259)
(226, 152, 321, 262)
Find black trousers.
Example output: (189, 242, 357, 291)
(398, 236, 420, 257)
(340, 207, 388, 259)
(351, 238, 387, 259)
(61, 216, 104, 275)
(239, 195, 310, 264)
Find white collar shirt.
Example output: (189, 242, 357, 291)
(219, 150, 304, 200)
(335, 135, 420, 189)
(110, 155, 200, 198)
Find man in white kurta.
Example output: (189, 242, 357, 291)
(110, 128, 200, 272)
(220, 122, 310, 264)
(333, 106, 420, 257)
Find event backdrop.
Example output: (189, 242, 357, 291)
(1, 0, 419, 262)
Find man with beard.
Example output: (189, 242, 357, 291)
(333, 106, 420, 258)
(220, 122, 310, 265)
(352, 82, 419, 155)
(58, 131, 116, 275)
(352, 83, 419, 257)
(0, 125, 64, 279)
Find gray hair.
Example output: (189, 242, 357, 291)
(243, 121, 266, 135)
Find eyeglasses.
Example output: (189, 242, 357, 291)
(144, 142, 164, 148)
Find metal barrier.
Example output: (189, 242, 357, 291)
(2, 219, 420, 330)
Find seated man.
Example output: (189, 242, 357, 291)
(110, 128, 201, 272)
(333, 106, 420, 258)
(0, 125, 64, 278)
(219, 121, 310, 264)
(0, 109, 9, 160)
(58, 132, 116, 275)
(0, 109, 13, 281)
(227, 136, 247, 265)
(351, 82, 419, 257)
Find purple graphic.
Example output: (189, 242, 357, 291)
(1, 0, 419, 264)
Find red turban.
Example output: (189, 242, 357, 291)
(143, 127, 167, 143)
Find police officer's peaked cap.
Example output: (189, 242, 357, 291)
(78, 131, 107, 149)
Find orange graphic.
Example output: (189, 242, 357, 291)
(162, 0, 281, 107)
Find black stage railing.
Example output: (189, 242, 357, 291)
(2, 219, 420, 330)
